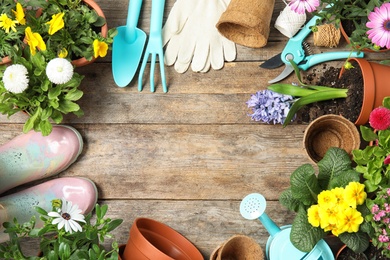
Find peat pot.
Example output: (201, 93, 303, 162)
(118, 218, 203, 260)
(341, 58, 390, 125)
(209, 235, 264, 260)
(303, 115, 361, 163)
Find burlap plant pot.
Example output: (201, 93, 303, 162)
(209, 235, 264, 260)
(303, 115, 361, 163)
(216, 0, 275, 48)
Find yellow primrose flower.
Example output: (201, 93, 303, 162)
(58, 48, 68, 58)
(332, 187, 349, 208)
(338, 207, 363, 233)
(12, 3, 26, 25)
(308, 205, 321, 227)
(318, 205, 339, 227)
(324, 223, 344, 237)
(344, 182, 367, 208)
(93, 39, 108, 58)
(317, 190, 337, 207)
(0, 13, 18, 33)
(25, 27, 46, 55)
(46, 12, 64, 35)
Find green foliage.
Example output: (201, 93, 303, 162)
(279, 147, 370, 253)
(268, 60, 348, 127)
(0, 51, 84, 136)
(0, 201, 123, 260)
(353, 97, 390, 192)
(312, 0, 382, 51)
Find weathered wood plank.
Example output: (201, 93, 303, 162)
(0, 123, 310, 201)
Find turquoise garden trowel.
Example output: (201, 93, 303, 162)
(240, 193, 334, 260)
(112, 0, 146, 87)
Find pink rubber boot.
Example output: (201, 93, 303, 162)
(0, 125, 83, 194)
(0, 177, 98, 243)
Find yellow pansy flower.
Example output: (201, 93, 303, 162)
(46, 12, 64, 35)
(12, 3, 26, 25)
(0, 13, 18, 33)
(308, 205, 321, 227)
(58, 48, 68, 58)
(93, 39, 108, 58)
(25, 27, 46, 55)
(344, 182, 367, 208)
(338, 207, 363, 233)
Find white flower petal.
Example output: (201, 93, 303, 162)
(3, 64, 29, 93)
(46, 58, 74, 84)
(48, 211, 61, 218)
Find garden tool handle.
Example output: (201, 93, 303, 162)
(125, 0, 143, 43)
(299, 51, 365, 71)
(150, 0, 165, 36)
(259, 213, 281, 237)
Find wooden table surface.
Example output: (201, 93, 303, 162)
(2, 0, 390, 258)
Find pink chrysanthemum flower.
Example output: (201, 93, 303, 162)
(289, 0, 319, 14)
(366, 3, 390, 49)
(369, 107, 390, 130)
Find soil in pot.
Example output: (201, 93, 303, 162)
(337, 244, 387, 260)
(296, 61, 363, 124)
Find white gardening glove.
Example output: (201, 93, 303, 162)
(163, 0, 236, 73)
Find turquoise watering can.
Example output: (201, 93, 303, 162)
(240, 193, 334, 260)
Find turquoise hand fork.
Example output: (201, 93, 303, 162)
(138, 0, 168, 93)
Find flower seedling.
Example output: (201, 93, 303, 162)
(279, 147, 371, 253)
(353, 97, 390, 193)
(0, 198, 123, 259)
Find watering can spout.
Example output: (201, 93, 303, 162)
(259, 213, 281, 237)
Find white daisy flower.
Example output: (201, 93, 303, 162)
(2, 64, 29, 94)
(46, 58, 74, 84)
(48, 199, 86, 234)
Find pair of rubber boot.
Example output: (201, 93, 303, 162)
(0, 125, 97, 243)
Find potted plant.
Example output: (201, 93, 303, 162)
(352, 97, 390, 193)
(287, 0, 390, 51)
(0, 0, 116, 66)
(0, 198, 123, 259)
(260, 58, 390, 126)
(279, 147, 372, 254)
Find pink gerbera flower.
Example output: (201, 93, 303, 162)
(369, 107, 390, 130)
(366, 3, 390, 49)
(289, 0, 319, 14)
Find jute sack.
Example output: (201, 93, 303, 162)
(216, 0, 275, 48)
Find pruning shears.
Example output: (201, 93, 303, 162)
(260, 14, 364, 83)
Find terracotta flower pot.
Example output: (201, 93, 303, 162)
(339, 58, 390, 125)
(0, 56, 11, 65)
(209, 235, 264, 260)
(118, 218, 203, 260)
(71, 0, 108, 67)
(303, 114, 361, 163)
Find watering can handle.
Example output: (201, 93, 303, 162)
(125, 0, 143, 43)
(259, 213, 281, 237)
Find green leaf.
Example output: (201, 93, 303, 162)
(48, 85, 62, 99)
(64, 89, 83, 101)
(290, 208, 325, 252)
(290, 164, 321, 206)
(23, 107, 41, 134)
(360, 125, 378, 142)
(39, 120, 53, 136)
(58, 100, 80, 113)
(106, 219, 123, 233)
(317, 147, 353, 189)
(268, 84, 318, 97)
(339, 231, 370, 253)
(279, 188, 301, 212)
(383, 97, 390, 109)
(282, 89, 348, 126)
